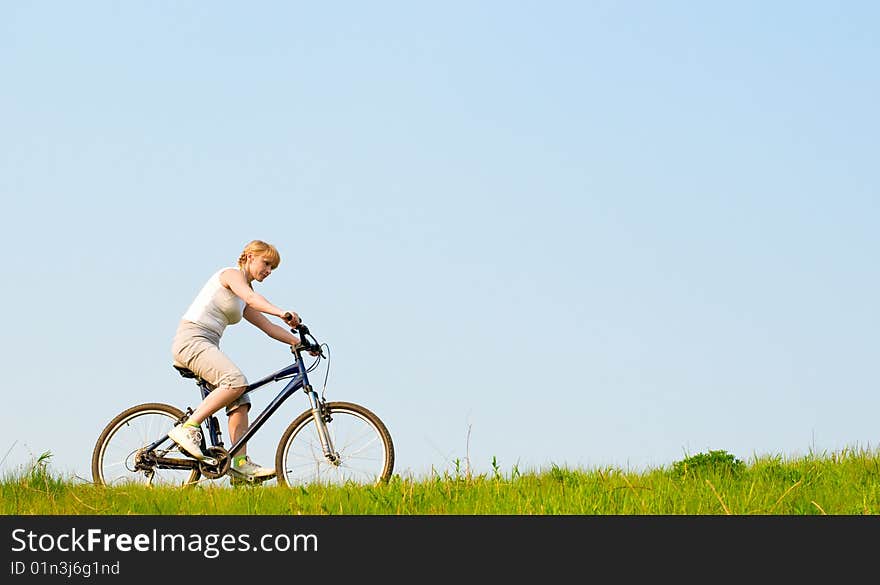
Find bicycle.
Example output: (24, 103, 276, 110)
(91, 323, 394, 487)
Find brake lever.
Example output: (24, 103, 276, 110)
(290, 323, 324, 357)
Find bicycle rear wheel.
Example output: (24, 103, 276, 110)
(275, 401, 394, 487)
(92, 402, 200, 487)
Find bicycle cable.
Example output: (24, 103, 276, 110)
(272, 347, 326, 384)
(305, 351, 322, 374)
(319, 343, 331, 400)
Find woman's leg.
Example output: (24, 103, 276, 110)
(226, 401, 250, 458)
(172, 326, 248, 426)
(226, 402, 275, 480)
(173, 384, 246, 460)
(187, 386, 247, 425)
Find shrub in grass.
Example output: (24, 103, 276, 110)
(672, 449, 745, 479)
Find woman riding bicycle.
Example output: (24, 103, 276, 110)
(168, 239, 304, 482)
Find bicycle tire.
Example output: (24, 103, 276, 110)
(92, 402, 201, 487)
(275, 401, 394, 487)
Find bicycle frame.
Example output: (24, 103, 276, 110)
(221, 349, 334, 459)
(147, 348, 336, 465)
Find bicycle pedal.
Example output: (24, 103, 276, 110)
(230, 474, 274, 486)
(230, 477, 257, 487)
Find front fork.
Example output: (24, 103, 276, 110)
(304, 385, 340, 464)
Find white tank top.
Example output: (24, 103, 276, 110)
(181, 267, 246, 336)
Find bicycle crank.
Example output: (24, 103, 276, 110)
(198, 446, 230, 479)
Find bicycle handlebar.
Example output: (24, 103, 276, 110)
(283, 314, 324, 357)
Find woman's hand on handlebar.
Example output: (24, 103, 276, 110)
(282, 311, 301, 328)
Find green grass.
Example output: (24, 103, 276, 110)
(4, 448, 880, 515)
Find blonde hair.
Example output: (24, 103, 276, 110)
(238, 240, 281, 269)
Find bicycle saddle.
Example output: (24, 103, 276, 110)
(173, 365, 197, 379)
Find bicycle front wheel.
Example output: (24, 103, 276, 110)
(92, 402, 200, 487)
(275, 401, 394, 487)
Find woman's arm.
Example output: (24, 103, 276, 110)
(221, 268, 300, 327)
(243, 305, 301, 347)
(221, 268, 287, 318)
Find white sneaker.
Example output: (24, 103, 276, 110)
(168, 424, 209, 460)
(228, 456, 276, 483)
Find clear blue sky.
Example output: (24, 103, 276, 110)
(2, 1, 878, 482)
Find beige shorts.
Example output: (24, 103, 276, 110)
(171, 320, 250, 415)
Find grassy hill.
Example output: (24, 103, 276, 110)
(4, 447, 879, 514)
